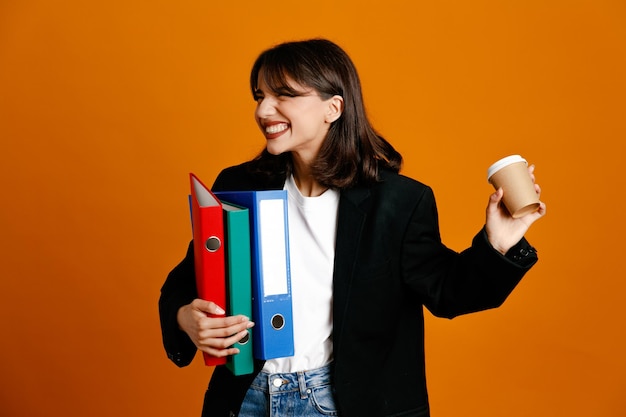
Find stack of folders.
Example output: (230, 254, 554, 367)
(189, 173, 295, 376)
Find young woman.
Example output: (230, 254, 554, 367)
(159, 38, 546, 417)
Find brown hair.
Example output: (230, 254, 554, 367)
(249, 38, 402, 189)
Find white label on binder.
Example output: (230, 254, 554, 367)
(259, 199, 288, 296)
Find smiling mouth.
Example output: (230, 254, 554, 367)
(265, 123, 289, 134)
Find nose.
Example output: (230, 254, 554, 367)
(255, 96, 277, 120)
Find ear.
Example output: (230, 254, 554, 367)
(325, 95, 344, 123)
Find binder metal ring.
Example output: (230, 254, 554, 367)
(205, 236, 221, 252)
(271, 314, 285, 330)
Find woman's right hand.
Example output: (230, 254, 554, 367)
(177, 299, 254, 358)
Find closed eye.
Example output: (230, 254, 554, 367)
(275, 86, 304, 98)
(253, 87, 309, 102)
(277, 91, 297, 98)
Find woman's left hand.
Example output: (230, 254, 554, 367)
(485, 165, 546, 254)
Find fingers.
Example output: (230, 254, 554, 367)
(526, 200, 547, 222)
(538, 200, 547, 216)
(197, 320, 255, 358)
(200, 327, 253, 354)
(198, 315, 254, 338)
(192, 299, 254, 353)
(178, 299, 256, 359)
(528, 164, 543, 211)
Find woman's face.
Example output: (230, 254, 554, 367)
(253, 75, 342, 164)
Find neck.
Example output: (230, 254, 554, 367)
(293, 177, 327, 197)
(292, 161, 326, 197)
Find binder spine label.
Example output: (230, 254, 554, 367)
(259, 199, 289, 296)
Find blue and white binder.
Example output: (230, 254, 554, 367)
(215, 190, 294, 360)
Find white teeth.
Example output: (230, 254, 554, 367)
(266, 123, 288, 134)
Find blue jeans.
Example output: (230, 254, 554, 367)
(238, 363, 338, 417)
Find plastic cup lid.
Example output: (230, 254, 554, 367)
(487, 155, 527, 181)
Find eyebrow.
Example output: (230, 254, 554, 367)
(254, 85, 310, 98)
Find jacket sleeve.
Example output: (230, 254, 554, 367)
(159, 241, 198, 367)
(402, 186, 537, 319)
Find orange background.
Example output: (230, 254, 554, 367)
(1, 1, 625, 416)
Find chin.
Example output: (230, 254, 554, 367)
(266, 144, 288, 156)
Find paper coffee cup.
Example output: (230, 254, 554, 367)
(487, 155, 540, 218)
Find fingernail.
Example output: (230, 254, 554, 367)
(215, 306, 225, 315)
(246, 321, 255, 329)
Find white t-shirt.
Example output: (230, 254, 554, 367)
(262, 175, 339, 373)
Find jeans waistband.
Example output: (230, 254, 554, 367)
(252, 363, 334, 396)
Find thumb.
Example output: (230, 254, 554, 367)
(487, 187, 504, 214)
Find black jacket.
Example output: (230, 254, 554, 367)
(159, 162, 537, 417)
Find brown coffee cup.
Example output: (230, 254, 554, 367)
(487, 155, 540, 218)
